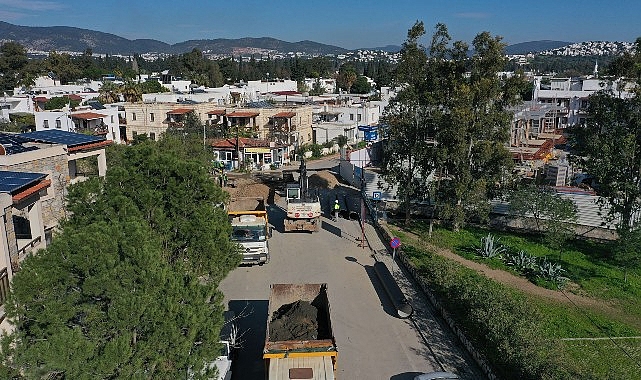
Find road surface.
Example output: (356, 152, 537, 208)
(219, 165, 484, 380)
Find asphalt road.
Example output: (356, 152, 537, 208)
(219, 161, 484, 380)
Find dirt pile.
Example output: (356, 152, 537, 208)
(225, 176, 278, 202)
(269, 300, 322, 341)
(308, 170, 341, 189)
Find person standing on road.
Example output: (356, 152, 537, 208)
(333, 199, 340, 221)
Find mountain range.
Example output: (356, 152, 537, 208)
(0, 21, 349, 55)
(0, 21, 591, 57)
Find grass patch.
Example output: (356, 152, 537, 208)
(389, 221, 641, 378)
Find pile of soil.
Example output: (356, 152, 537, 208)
(308, 170, 341, 189)
(225, 176, 279, 202)
(269, 300, 323, 341)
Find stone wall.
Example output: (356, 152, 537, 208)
(0, 152, 70, 229)
(2, 202, 17, 265)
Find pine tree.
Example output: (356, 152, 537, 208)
(3, 218, 223, 379)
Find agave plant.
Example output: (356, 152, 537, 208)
(506, 250, 537, 273)
(477, 233, 506, 259)
(536, 259, 568, 287)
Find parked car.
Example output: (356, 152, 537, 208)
(414, 372, 459, 380)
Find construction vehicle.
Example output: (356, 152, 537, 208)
(264, 283, 337, 380)
(283, 159, 322, 232)
(228, 197, 270, 265)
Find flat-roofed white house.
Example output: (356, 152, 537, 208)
(34, 107, 121, 144)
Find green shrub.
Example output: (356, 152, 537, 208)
(403, 244, 575, 379)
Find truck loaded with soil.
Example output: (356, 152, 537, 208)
(264, 283, 337, 380)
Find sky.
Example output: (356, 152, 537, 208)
(2, 0, 641, 50)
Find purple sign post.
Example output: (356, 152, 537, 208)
(390, 237, 401, 261)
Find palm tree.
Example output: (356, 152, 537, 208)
(121, 80, 142, 102)
(99, 81, 120, 104)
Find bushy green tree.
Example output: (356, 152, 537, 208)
(381, 21, 436, 225)
(434, 30, 520, 230)
(44, 52, 82, 85)
(508, 185, 577, 257)
(67, 140, 236, 280)
(336, 63, 357, 93)
(350, 76, 371, 94)
(2, 217, 223, 379)
(0, 42, 30, 92)
(569, 39, 641, 272)
(139, 79, 168, 94)
(1, 134, 240, 378)
(44, 96, 81, 110)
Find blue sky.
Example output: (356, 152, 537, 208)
(2, 0, 640, 49)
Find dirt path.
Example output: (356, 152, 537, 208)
(395, 228, 641, 330)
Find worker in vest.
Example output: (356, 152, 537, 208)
(333, 199, 340, 221)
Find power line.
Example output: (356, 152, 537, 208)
(560, 288, 641, 371)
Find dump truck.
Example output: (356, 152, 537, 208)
(264, 283, 337, 380)
(228, 197, 270, 265)
(283, 159, 322, 232)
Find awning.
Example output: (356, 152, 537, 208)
(167, 108, 193, 115)
(245, 147, 271, 153)
(227, 111, 260, 118)
(272, 111, 296, 118)
(208, 109, 226, 115)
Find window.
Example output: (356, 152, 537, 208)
(110, 115, 114, 123)
(150, 132, 156, 141)
(132, 113, 137, 121)
(350, 114, 354, 121)
(43, 120, 49, 128)
(150, 113, 155, 122)
(357, 114, 361, 122)
(55, 119, 61, 129)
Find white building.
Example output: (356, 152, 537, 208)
(303, 78, 336, 94)
(34, 107, 121, 144)
(247, 79, 298, 94)
(532, 76, 633, 129)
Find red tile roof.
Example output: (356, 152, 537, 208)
(12, 179, 51, 202)
(272, 111, 296, 118)
(208, 109, 226, 115)
(71, 112, 107, 120)
(226, 111, 260, 118)
(167, 108, 193, 115)
(34, 97, 48, 102)
(65, 94, 83, 101)
(67, 140, 113, 152)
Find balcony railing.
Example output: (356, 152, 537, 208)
(12, 235, 42, 272)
